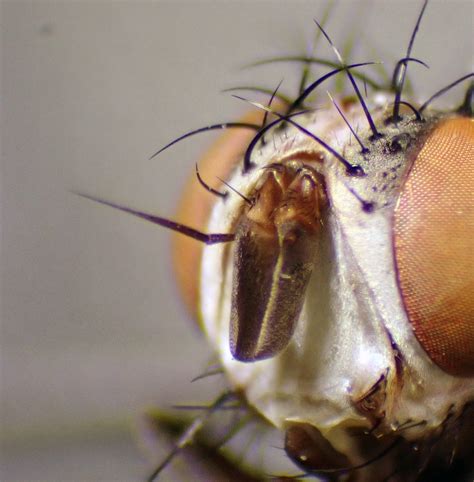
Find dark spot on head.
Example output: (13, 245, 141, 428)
(346, 164, 365, 177)
(362, 202, 375, 213)
(388, 139, 402, 153)
(369, 133, 385, 142)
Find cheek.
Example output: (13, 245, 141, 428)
(394, 117, 474, 377)
(171, 111, 262, 317)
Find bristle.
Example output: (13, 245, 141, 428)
(222, 86, 293, 106)
(391, 0, 429, 121)
(242, 110, 312, 173)
(458, 81, 474, 117)
(190, 368, 224, 383)
(309, 438, 402, 477)
(387, 57, 429, 123)
(287, 62, 377, 114)
(147, 392, 236, 482)
(261, 79, 284, 139)
(327, 91, 368, 153)
(296, 0, 335, 96)
(393, 101, 423, 122)
(234, 96, 363, 176)
(419, 73, 474, 113)
(313, 19, 381, 139)
(73, 192, 234, 245)
(217, 178, 253, 206)
(390, 57, 429, 92)
(246, 55, 382, 90)
(149, 122, 260, 160)
(195, 164, 228, 199)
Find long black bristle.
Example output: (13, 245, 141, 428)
(234, 96, 364, 176)
(458, 81, 474, 116)
(73, 192, 234, 244)
(395, 101, 423, 122)
(274, 438, 402, 480)
(390, 57, 429, 91)
(294, 13, 324, 97)
(313, 19, 381, 139)
(387, 58, 429, 124)
(242, 110, 313, 173)
(310, 438, 402, 477)
(222, 86, 292, 106)
(245, 56, 382, 90)
(419, 73, 474, 113)
(296, 0, 335, 96)
(392, 0, 429, 121)
(297, 56, 312, 99)
(287, 62, 377, 114)
(327, 91, 368, 153)
(261, 79, 284, 136)
(195, 164, 228, 199)
(149, 122, 260, 160)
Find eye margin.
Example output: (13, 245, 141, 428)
(393, 113, 474, 377)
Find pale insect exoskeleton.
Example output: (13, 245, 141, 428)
(78, 0, 473, 480)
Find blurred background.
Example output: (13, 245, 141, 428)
(2, 1, 472, 481)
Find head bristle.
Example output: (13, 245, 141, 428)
(287, 62, 376, 114)
(313, 19, 381, 139)
(73, 192, 234, 245)
(150, 122, 260, 160)
(391, 0, 429, 121)
(420, 73, 474, 113)
(234, 95, 364, 176)
(195, 164, 228, 199)
(327, 91, 368, 153)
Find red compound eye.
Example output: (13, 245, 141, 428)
(394, 116, 474, 377)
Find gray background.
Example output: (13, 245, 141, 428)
(2, 1, 473, 481)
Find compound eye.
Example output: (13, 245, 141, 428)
(394, 116, 474, 377)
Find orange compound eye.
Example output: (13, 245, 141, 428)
(172, 111, 263, 319)
(394, 116, 474, 377)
